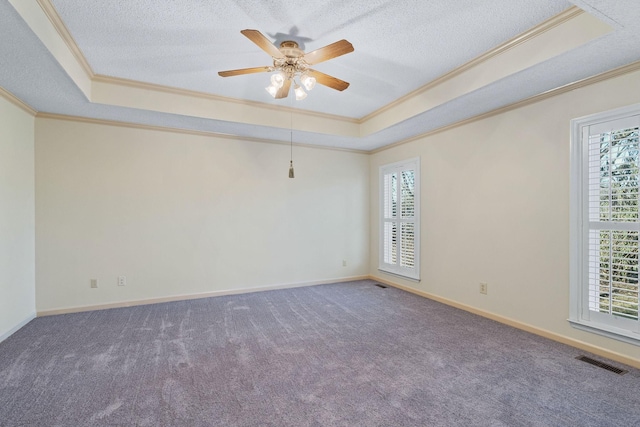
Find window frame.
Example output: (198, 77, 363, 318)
(379, 157, 420, 281)
(570, 103, 640, 346)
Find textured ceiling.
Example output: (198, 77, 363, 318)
(1, 0, 640, 151)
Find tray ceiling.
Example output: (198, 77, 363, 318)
(1, 0, 640, 151)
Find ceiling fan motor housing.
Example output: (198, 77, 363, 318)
(275, 41, 308, 78)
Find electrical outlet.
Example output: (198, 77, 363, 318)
(480, 282, 488, 295)
(342, 260, 347, 267)
(118, 276, 126, 286)
(90, 279, 98, 289)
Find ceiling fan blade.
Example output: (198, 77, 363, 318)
(307, 70, 350, 91)
(275, 79, 292, 99)
(218, 66, 272, 77)
(241, 29, 285, 59)
(304, 40, 354, 65)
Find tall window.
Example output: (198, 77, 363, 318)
(379, 158, 420, 280)
(570, 104, 640, 345)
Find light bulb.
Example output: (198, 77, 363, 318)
(271, 72, 285, 89)
(301, 74, 316, 91)
(265, 84, 278, 98)
(294, 84, 307, 100)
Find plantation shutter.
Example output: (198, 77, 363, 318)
(585, 115, 640, 331)
(380, 159, 420, 280)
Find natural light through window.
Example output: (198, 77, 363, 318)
(570, 104, 640, 345)
(380, 158, 420, 280)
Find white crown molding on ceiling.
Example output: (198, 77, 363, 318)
(92, 75, 358, 124)
(8, 0, 613, 141)
(360, 6, 587, 124)
(369, 60, 640, 154)
(0, 86, 37, 115)
(35, 0, 94, 78)
(35, 111, 369, 154)
(89, 74, 360, 137)
(0, 58, 630, 156)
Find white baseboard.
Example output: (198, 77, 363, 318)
(0, 312, 36, 344)
(370, 275, 640, 370)
(37, 275, 370, 317)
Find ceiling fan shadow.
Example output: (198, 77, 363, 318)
(267, 26, 314, 50)
(311, 0, 395, 39)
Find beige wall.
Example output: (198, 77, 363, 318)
(370, 70, 640, 364)
(0, 97, 35, 341)
(35, 119, 369, 312)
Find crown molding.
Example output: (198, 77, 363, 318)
(360, 6, 585, 124)
(35, 112, 368, 154)
(91, 75, 358, 124)
(370, 60, 640, 154)
(0, 87, 37, 116)
(37, 0, 94, 78)
(20, 59, 640, 155)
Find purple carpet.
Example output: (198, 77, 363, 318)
(1, 280, 639, 426)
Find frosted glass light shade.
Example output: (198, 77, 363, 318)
(265, 84, 278, 98)
(301, 74, 316, 91)
(271, 72, 285, 88)
(294, 84, 307, 100)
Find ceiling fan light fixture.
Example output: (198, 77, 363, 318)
(265, 84, 279, 98)
(294, 84, 307, 100)
(301, 73, 316, 91)
(270, 72, 285, 88)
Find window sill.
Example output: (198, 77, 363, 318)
(568, 318, 640, 347)
(378, 268, 420, 282)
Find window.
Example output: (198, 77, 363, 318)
(570, 104, 640, 345)
(379, 158, 420, 280)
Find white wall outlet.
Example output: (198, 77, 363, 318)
(90, 279, 98, 289)
(342, 260, 347, 267)
(480, 282, 488, 295)
(117, 276, 126, 286)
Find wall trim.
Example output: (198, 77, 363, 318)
(36, 0, 94, 78)
(0, 312, 37, 344)
(0, 87, 37, 116)
(36, 275, 369, 317)
(19, 58, 640, 156)
(92, 74, 359, 125)
(369, 275, 640, 370)
(360, 6, 584, 123)
(370, 59, 640, 154)
(35, 112, 368, 154)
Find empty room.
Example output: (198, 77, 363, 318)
(1, 0, 640, 425)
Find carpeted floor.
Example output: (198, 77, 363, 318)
(1, 280, 639, 426)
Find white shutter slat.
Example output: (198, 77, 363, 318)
(587, 121, 640, 322)
(379, 158, 420, 280)
(383, 173, 397, 220)
(383, 222, 397, 264)
(401, 170, 415, 219)
(401, 223, 415, 268)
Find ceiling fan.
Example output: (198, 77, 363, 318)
(218, 29, 354, 100)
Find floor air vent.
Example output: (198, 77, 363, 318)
(375, 284, 387, 289)
(576, 355, 627, 375)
